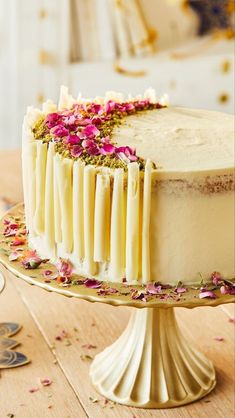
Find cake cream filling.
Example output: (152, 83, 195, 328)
(22, 89, 235, 285)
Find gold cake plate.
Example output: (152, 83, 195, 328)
(0, 204, 234, 409)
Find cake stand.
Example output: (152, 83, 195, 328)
(0, 204, 234, 409)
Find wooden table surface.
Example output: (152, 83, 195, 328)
(0, 151, 234, 418)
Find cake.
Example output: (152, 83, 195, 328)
(22, 87, 235, 285)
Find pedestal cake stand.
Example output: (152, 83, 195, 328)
(0, 204, 234, 409)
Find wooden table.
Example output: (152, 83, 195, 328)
(0, 151, 234, 418)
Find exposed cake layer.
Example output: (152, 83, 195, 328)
(22, 89, 235, 285)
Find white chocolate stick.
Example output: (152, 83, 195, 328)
(22, 124, 34, 231)
(34, 141, 47, 235)
(73, 160, 85, 260)
(126, 163, 140, 281)
(53, 155, 62, 244)
(142, 160, 152, 283)
(27, 142, 37, 236)
(83, 165, 97, 275)
(56, 156, 73, 254)
(110, 169, 125, 281)
(94, 174, 111, 262)
(45, 143, 55, 254)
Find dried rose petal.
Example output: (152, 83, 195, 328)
(71, 145, 83, 158)
(51, 124, 69, 137)
(105, 100, 116, 114)
(211, 271, 222, 285)
(56, 258, 73, 278)
(82, 344, 97, 349)
(63, 114, 76, 126)
(45, 112, 61, 128)
(40, 378, 53, 387)
(43, 270, 58, 280)
(90, 103, 103, 115)
(228, 317, 235, 323)
(84, 279, 102, 289)
(100, 143, 116, 155)
(220, 285, 235, 295)
(66, 134, 81, 145)
(82, 124, 100, 138)
(199, 291, 217, 299)
(146, 283, 162, 294)
(9, 251, 21, 261)
(3, 222, 19, 237)
(29, 387, 39, 393)
(214, 336, 224, 341)
(175, 287, 187, 294)
(10, 237, 26, 246)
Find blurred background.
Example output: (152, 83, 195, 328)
(0, 0, 234, 150)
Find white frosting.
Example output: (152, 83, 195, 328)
(114, 107, 234, 172)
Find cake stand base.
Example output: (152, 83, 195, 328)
(90, 307, 216, 408)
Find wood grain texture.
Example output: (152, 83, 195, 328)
(0, 273, 86, 418)
(0, 150, 234, 417)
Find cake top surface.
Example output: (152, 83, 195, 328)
(114, 106, 234, 172)
(31, 87, 234, 174)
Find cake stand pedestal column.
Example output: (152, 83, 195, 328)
(90, 307, 216, 408)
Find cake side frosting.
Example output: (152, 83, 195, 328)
(22, 87, 235, 285)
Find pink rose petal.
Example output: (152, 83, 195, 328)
(100, 143, 116, 155)
(46, 113, 61, 128)
(9, 251, 21, 261)
(146, 283, 162, 294)
(175, 287, 187, 294)
(199, 291, 217, 299)
(51, 124, 69, 137)
(82, 124, 100, 138)
(66, 134, 81, 145)
(40, 378, 53, 387)
(29, 387, 39, 393)
(71, 145, 83, 158)
(211, 271, 222, 285)
(214, 336, 224, 342)
(84, 279, 102, 289)
(82, 344, 97, 349)
(56, 258, 73, 278)
(10, 237, 25, 246)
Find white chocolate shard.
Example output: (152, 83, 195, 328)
(142, 160, 152, 282)
(83, 165, 97, 275)
(159, 93, 169, 106)
(144, 88, 157, 103)
(42, 100, 57, 114)
(58, 85, 76, 110)
(56, 156, 73, 253)
(73, 160, 85, 260)
(110, 169, 125, 281)
(94, 174, 111, 262)
(53, 156, 62, 244)
(105, 91, 124, 103)
(27, 141, 37, 236)
(126, 163, 140, 281)
(34, 141, 47, 235)
(45, 143, 55, 254)
(24, 107, 42, 131)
